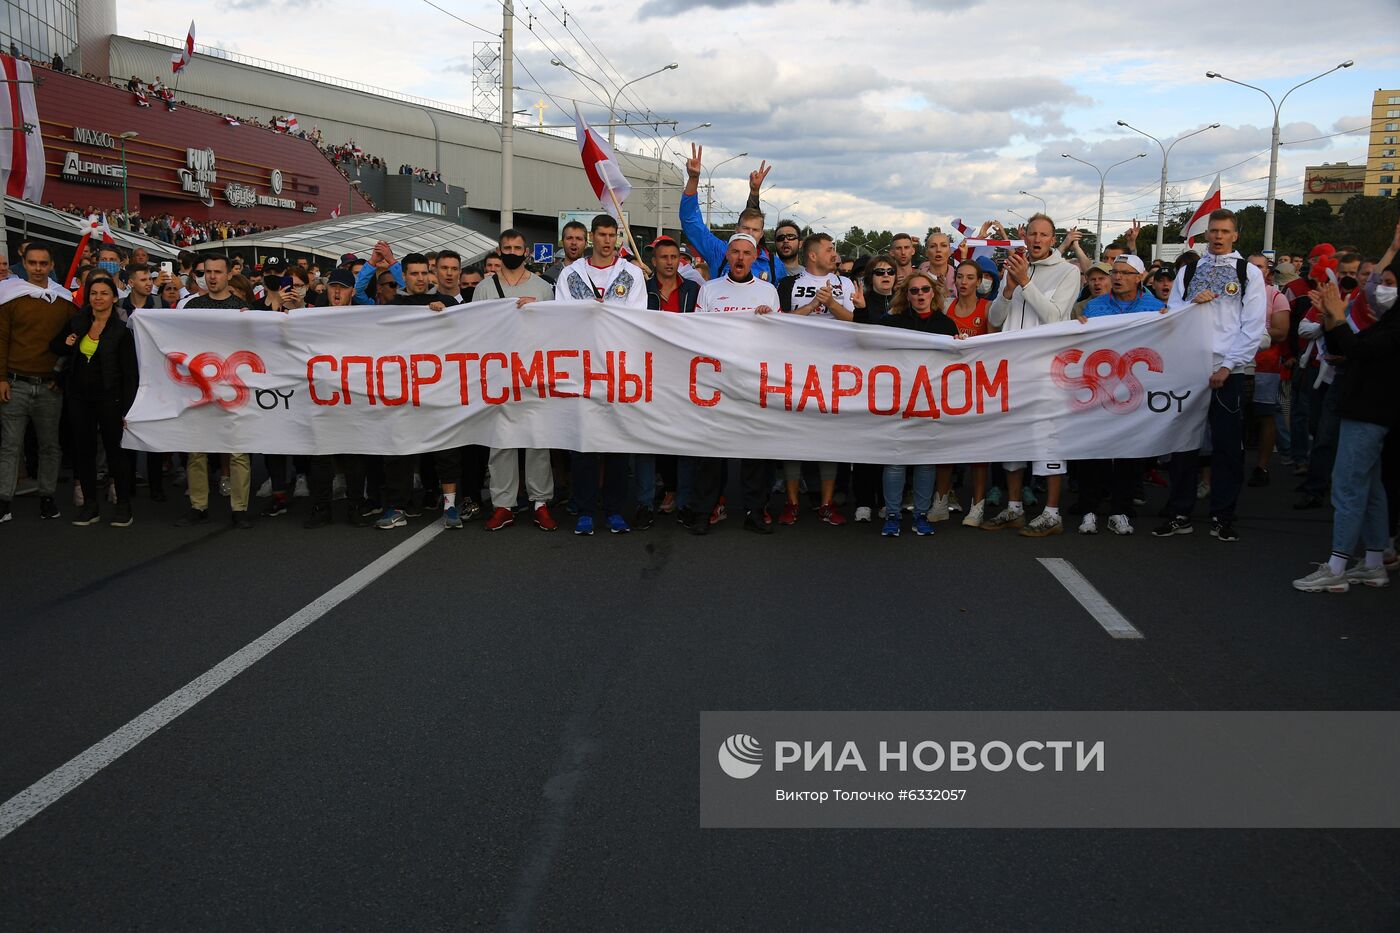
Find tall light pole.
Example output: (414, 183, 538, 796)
(349, 179, 362, 216)
(1117, 120, 1219, 260)
(655, 121, 709, 237)
(118, 132, 138, 224)
(705, 151, 746, 224)
(1007, 208, 1027, 224)
(550, 59, 678, 148)
(500, 0, 515, 231)
(1205, 61, 1352, 255)
(1018, 190, 1046, 214)
(775, 199, 799, 219)
(1061, 152, 1147, 259)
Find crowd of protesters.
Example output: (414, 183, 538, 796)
(2, 152, 1397, 594)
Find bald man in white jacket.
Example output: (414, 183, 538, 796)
(982, 214, 1082, 536)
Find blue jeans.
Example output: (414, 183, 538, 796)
(1331, 419, 1391, 559)
(632, 453, 656, 509)
(883, 464, 934, 518)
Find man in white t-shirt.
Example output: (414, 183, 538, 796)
(691, 234, 778, 536)
(774, 232, 853, 526)
(555, 215, 646, 536)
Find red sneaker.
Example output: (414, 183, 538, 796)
(818, 503, 847, 526)
(485, 506, 515, 531)
(779, 501, 800, 525)
(532, 504, 557, 531)
(710, 497, 728, 525)
(1146, 469, 1168, 487)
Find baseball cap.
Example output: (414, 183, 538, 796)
(649, 235, 679, 249)
(327, 268, 356, 288)
(1087, 261, 1113, 276)
(728, 233, 757, 248)
(1308, 243, 1336, 260)
(339, 252, 359, 265)
(262, 256, 284, 270)
(1112, 254, 1146, 275)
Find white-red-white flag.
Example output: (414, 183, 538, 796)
(1, 54, 45, 203)
(223, 114, 240, 126)
(171, 21, 195, 74)
(1183, 174, 1222, 248)
(573, 105, 631, 219)
(64, 215, 118, 303)
(951, 218, 971, 237)
(330, 205, 342, 219)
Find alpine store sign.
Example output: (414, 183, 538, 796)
(61, 151, 125, 187)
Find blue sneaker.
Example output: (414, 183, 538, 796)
(607, 513, 631, 534)
(376, 507, 407, 530)
(881, 516, 901, 537)
(1022, 486, 1038, 506)
(442, 505, 462, 529)
(987, 486, 1004, 507)
(574, 514, 594, 535)
(913, 516, 935, 536)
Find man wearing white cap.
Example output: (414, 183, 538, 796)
(1074, 253, 1165, 536)
(690, 233, 779, 535)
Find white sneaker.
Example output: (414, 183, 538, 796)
(1196, 480, 1211, 501)
(1292, 565, 1349, 593)
(293, 474, 310, 498)
(948, 492, 962, 513)
(1344, 564, 1390, 588)
(332, 474, 348, 501)
(961, 500, 985, 528)
(854, 506, 872, 523)
(928, 493, 950, 522)
(1078, 512, 1098, 535)
(1107, 514, 1134, 536)
(256, 478, 273, 498)
(1019, 511, 1063, 537)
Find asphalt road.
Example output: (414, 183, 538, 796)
(2, 461, 1397, 931)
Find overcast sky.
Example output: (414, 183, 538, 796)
(122, 0, 1399, 240)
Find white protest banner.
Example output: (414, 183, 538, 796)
(124, 302, 1212, 461)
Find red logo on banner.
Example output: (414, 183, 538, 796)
(165, 350, 267, 409)
(1050, 347, 1163, 413)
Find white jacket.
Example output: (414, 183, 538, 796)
(1166, 250, 1267, 374)
(989, 252, 1080, 332)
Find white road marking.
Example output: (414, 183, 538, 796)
(1037, 557, 1144, 640)
(0, 523, 444, 842)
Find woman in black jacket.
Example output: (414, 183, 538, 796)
(51, 274, 139, 527)
(1291, 275, 1399, 592)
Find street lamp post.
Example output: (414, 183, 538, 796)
(655, 121, 710, 237)
(118, 132, 139, 225)
(1018, 190, 1046, 214)
(1117, 120, 1220, 259)
(705, 152, 747, 224)
(1205, 61, 1352, 255)
(1061, 152, 1147, 259)
(550, 59, 678, 148)
(349, 179, 361, 217)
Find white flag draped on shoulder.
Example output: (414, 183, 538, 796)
(573, 105, 631, 220)
(123, 303, 1213, 461)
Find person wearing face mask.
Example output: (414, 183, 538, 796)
(94, 245, 126, 289)
(1291, 272, 1400, 593)
(49, 274, 138, 527)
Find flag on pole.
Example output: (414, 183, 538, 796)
(223, 114, 240, 126)
(330, 205, 342, 219)
(1, 54, 45, 203)
(285, 115, 299, 134)
(65, 215, 118, 304)
(171, 21, 195, 74)
(573, 104, 631, 220)
(951, 218, 971, 237)
(1183, 174, 1222, 248)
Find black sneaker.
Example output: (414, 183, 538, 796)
(1210, 519, 1239, 542)
(175, 507, 209, 527)
(231, 510, 254, 529)
(39, 496, 59, 519)
(110, 502, 134, 527)
(1151, 515, 1193, 537)
(676, 507, 696, 527)
(303, 506, 333, 529)
(1293, 493, 1325, 510)
(633, 505, 655, 530)
(347, 501, 370, 527)
(1247, 467, 1270, 487)
(743, 510, 774, 535)
(71, 502, 101, 526)
(0, 499, 11, 523)
(260, 494, 289, 518)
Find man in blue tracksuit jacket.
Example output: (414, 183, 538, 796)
(679, 145, 792, 284)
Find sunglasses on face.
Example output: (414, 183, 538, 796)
(775, 233, 800, 242)
(872, 268, 895, 275)
(907, 285, 933, 294)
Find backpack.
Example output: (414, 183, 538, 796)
(1181, 257, 1249, 301)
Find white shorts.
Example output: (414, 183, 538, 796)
(1002, 460, 1068, 477)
